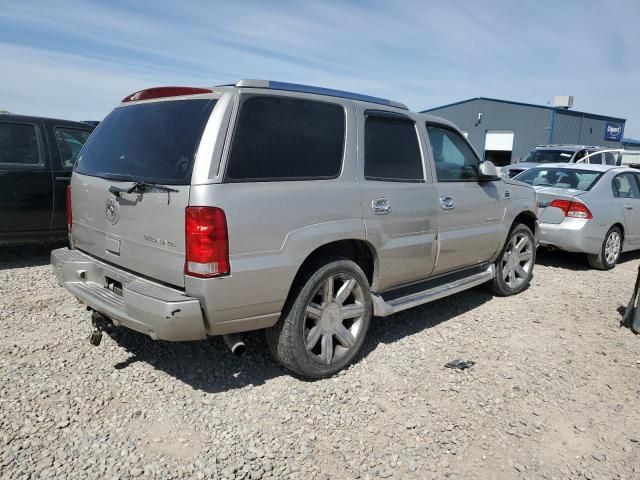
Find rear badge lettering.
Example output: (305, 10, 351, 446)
(105, 198, 119, 225)
(144, 236, 176, 248)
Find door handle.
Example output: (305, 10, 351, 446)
(55, 176, 71, 182)
(439, 196, 456, 210)
(625, 204, 634, 210)
(372, 198, 391, 215)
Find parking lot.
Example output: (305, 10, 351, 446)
(0, 245, 638, 479)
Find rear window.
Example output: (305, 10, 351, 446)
(521, 150, 574, 164)
(0, 122, 41, 165)
(75, 99, 216, 184)
(515, 167, 602, 191)
(225, 96, 345, 182)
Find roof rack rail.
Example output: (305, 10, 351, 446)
(232, 79, 408, 110)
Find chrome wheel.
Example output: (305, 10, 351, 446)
(501, 232, 534, 289)
(605, 231, 621, 265)
(303, 273, 366, 366)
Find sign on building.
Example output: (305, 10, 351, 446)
(605, 122, 624, 141)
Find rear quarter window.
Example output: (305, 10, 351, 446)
(225, 96, 345, 182)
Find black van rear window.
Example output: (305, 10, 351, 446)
(75, 99, 216, 184)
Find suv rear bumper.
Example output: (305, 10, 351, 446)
(51, 248, 207, 341)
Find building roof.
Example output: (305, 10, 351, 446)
(622, 138, 640, 146)
(421, 97, 626, 123)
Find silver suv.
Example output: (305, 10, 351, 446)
(51, 80, 538, 378)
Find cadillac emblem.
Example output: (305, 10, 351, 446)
(105, 197, 120, 225)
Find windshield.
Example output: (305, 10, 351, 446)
(515, 167, 602, 191)
(75, 99, 216, 184)
(521, 149, 574, 164)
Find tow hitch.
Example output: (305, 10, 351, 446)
(89, 310, 111, 346)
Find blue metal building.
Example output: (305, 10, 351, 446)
(423, 97, 626, 166)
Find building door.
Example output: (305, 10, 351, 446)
(484, 130, 514, 167)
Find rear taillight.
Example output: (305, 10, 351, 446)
(549, 199, 593, 219)
(66, 185, 72, 232)
(185, 207, 229, 278)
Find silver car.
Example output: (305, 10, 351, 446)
(50, 80, 538, 378)
(514, 163, 640, 269)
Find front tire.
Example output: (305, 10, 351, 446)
(266, 258, 372, 379)
(488, 223, 536, 296)
(587, 226, 621, 270)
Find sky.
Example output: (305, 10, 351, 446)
(1, 0, 639, 137)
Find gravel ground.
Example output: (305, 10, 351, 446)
(1, 244, 639, 480)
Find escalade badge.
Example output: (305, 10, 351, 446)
(105, 197, 120, 225)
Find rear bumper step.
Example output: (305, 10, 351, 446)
(371, 264, 495, 317)
(51, 248, 207, 341)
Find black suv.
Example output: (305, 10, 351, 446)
(0, 114, 94, 245)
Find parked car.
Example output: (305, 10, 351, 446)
(51, 80, 538, 378)
(501, 144, 620, 179)
(514, 163, 640, 269)
(0, 114, 94, 245)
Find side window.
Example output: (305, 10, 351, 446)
(55, 128, 92, 169)
(588, 152, 603, 164)
(225, 96, 345, 182)
(574, 150, 586, 162)
(0, 122, 41, 165)
(604, 152, 617, 166)
(612, 173, 640, 199)
(364, 114, 423, 182)
(426, 125, 479, 181)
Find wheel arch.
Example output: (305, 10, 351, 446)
(512, 210, 538, 237)
(284, 239, 378, 307)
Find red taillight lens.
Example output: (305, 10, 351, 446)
(66, 185, 72, 232)
(185, 207, 229, 278)
(549, 198, 593, 219)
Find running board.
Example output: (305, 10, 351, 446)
(371, 264, 495, 317)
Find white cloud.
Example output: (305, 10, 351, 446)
(0, 0, 639, 135)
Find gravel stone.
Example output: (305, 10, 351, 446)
(1, 245, 639, 478)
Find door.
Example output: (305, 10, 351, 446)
(48, 124, 93, 231)
(358, 110, 438, 292)
(425, 124, 506, 274)
(483, 130, 514, 168)
(613, 172, 640, 245)
(0, 120, 52, 235)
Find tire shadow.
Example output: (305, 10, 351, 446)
(0, 242, 66, 270)
(105, 284, 495, 393)
(536, 246, 640, 271)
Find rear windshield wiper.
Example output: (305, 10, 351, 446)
(109, 181, 179, 204)
(109, 181, 179, 196)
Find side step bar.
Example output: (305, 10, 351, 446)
(371, 264, 495, 317)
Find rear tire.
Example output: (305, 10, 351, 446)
(488, 223, 536, 296)
(587, 226, 621, 270)
(266, 258, 372, 379)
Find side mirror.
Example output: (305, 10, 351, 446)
(478, 161, 500, 181)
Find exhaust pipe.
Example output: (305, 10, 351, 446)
(223, 334, 246, 356)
